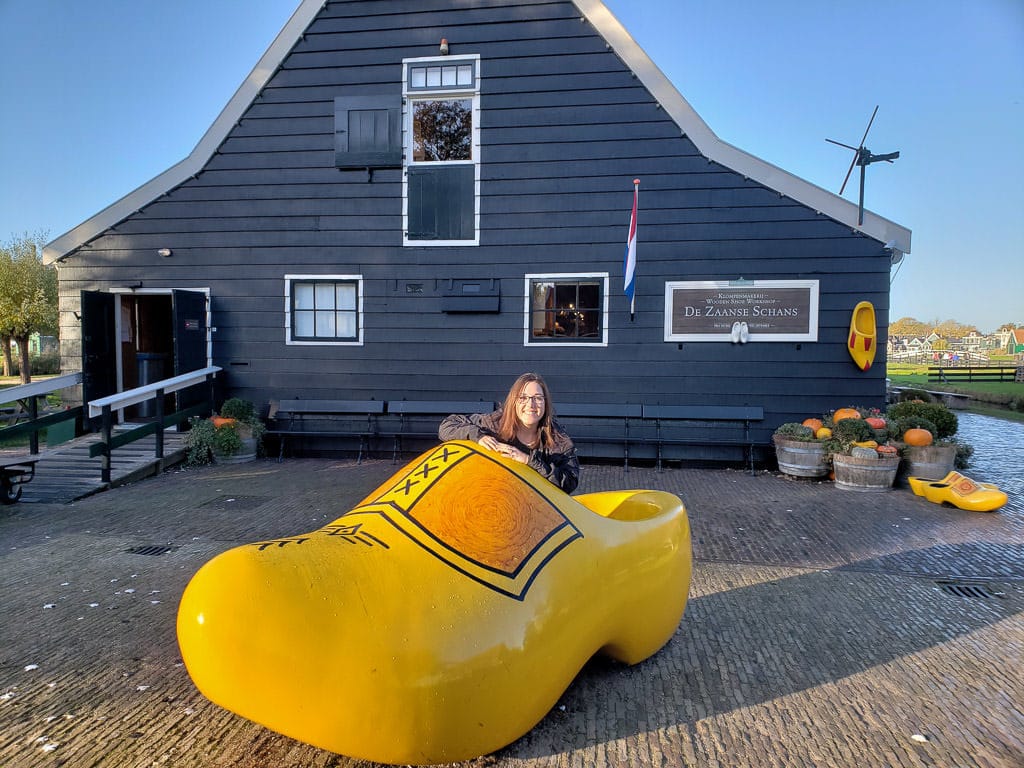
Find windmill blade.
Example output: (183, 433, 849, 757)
(826, 138, 859, 151)
(857, 105, 879, 149)
(839, 151, 858, 195)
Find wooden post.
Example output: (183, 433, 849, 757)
(101, 405, 113, 484)
(155, 388, 165, 459)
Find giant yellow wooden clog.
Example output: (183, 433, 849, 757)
(177, 441, 691, 764)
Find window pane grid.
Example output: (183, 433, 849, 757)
(408, 62, 475, 91)
(530, 279, 602, 341)
(291, 280, 358, 341)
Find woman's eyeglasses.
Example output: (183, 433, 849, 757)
(516, 395, 546, 405)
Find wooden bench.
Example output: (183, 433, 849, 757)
(553, 403, 642, 470)
(265, 399, 386, 463)
(0, 454, 41, 504)
(640, 405, 765, 474)
(385, 401, 495, 462)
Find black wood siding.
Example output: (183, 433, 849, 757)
(60, 0, 892, 458)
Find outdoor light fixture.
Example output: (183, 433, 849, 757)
(157, 248, 172, 257)
(439, 38, 449, 55)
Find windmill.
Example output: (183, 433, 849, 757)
(826, 106, 900, 225)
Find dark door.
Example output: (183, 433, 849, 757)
(80, 290, 117, 407)
(171, 290, 209, 411)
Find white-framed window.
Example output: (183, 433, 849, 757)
(403, 55, 480, 246)
(524, 273, 609, 347)
(285, 275, 363, 346)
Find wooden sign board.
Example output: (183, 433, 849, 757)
(664, 280, 819, 342)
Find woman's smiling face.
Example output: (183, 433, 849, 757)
(515, 381, 546, 429)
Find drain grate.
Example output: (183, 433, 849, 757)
(937, 580, 1002, 599)
(125, 545, 179, 557)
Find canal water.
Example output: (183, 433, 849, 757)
(954, 411, 1023, 513)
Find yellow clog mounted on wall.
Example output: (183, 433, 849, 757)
(177, 441, 692, 764)
(848, 300, 877, 370)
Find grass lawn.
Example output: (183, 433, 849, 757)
(887, 363, 1024, 423)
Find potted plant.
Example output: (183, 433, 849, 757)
(824, 409, 901, 492)
(772, 420, 830, 478)
(185, 398, 265, 466)
(886, 399, 970, 484)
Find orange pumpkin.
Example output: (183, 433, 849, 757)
(212, 416, 237, 429)
(903, 428, 933, 447)
(802, 418, 823, 432)
(832, 408, 861, 423)
(865, 417, 886, 429)
(875, 445, 899, 456)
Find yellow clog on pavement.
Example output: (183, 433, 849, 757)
(908, 472, 998, 498)
(920, 473, 1008, 512)
(177, 441, 691, 764)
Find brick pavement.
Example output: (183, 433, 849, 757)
(1, 456, 1021, 767)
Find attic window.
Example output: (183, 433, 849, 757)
(403, 55, 480, 246)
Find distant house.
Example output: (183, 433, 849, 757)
(42, 0, 911, 462)
(1009, 329, 1024, 356)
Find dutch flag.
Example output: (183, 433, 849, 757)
(623, 179, 639, 318)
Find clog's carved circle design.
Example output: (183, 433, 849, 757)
(345, 443, 581, 599)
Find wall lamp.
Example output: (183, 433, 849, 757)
(157, 248, 172, 257)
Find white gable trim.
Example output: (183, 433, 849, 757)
(44, 0, 909, 264)
(573, 0, 911, 254)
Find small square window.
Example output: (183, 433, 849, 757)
(525, 274, 609, 346)
(287, 277, 361, 345)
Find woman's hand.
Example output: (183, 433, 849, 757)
(478, 436, 529, 464)
(478, 435, 503, 452)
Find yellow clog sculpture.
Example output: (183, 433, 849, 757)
(908, 471, 1007, 512)
(177, 441, 691, 764)
(847, 300, 877, 371)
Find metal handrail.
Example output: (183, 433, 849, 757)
(0, 372, 84, 404)
(87, 366, 222, 483)
(0, 372, 84, 454)
(87, 366, 222, 417)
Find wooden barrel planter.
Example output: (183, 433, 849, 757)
(773, 436, 829, 478)
(897, 443, 956, 486)
(833, 453, 900, 492)
(213, 437, 258, 465)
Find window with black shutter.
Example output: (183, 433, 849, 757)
(403, 56, 480, 245)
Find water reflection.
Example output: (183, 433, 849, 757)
(955, 411, 1023, 512)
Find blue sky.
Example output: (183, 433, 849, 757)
(2, 0, 1021, 332)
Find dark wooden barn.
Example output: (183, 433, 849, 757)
(43, 0, 911, 465)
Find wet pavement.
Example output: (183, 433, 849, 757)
(1, 454, 1021, 767)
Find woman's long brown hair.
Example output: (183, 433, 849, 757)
(496, 372, 555, 447)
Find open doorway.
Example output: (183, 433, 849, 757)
(81, 289, 210, 424)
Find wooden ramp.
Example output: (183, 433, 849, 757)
(9, 431, 187, 505)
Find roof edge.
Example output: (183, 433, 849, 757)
(44, 0, 910, 264)
(43, 0, 327, 264)
(573, 0, 911, 253)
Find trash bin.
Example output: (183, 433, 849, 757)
(137, 353, 168, 417)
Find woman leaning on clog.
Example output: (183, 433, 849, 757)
(438, 372, 580, 494)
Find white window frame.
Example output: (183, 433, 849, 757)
(285, 274, 364, 346)
(402, 54, 481, 247)
(523, 273, 609, 347)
